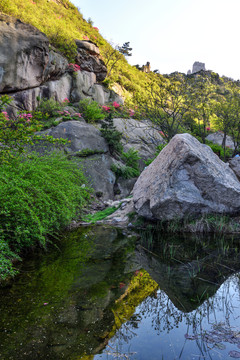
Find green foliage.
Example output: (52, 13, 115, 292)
(72, 148, 104, 157)
(121, 148, 140, 169)
(0, 153, 91, 280)
(206, 140, 233, 160)
(82, 206, 119, 223)
(0, 240, 20, 280)
(100, 112, 123, 154)
(78, 99, 105, 123)
(36, 98, 64, 117)
(111, 163, 140, 179)
(111, 148, 141, 179)
(48, 32, 77, 62)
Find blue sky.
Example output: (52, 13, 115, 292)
(71, 0, 240, 80)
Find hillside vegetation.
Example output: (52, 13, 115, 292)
(1, 0, 240, 152)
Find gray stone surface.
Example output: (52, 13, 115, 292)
(113, 118, 165, 165)
(78, 154, 116, 200)
(206, 131, 235, 150)
(10, 74, 72, 113)
(0, 14, 49, 93)
(75, 40, 107, 82)
(229, 157, 240, 180)
(44, 120, 109, 154)
(133, 133, 240, 221)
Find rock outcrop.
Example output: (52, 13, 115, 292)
(192, 61, 206, 73)
(0, 14, 122, 112)
(113, 118, 165, 168)
(133, 133, 240, 221)
(75, 40, 107, 82)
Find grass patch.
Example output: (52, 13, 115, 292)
(82, 206, 120, 223)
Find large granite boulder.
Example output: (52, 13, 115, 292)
(0, 14, 67, 93)
(44, 120, 109, 154)
(133, 133, 240, 221)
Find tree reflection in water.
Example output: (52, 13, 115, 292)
(98, 233, 240, 360)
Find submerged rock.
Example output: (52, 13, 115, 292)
(133, 133, 240, 221)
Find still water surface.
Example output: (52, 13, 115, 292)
(0, 225, 240, 360)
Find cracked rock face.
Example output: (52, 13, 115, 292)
(0, 14, 50, 93)
(133, 133, 240, 221)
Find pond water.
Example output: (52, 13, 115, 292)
(0, 225, 240, 360)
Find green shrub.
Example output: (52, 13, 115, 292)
(0, 153, 91, 280)
(100, 112, 123, 154)
(78, 99, 105, 123)
(36, 98, 64, 117)
(111, 164, 140, 179)
(121, 148, 140, 169)
(205, 140, 233, 160)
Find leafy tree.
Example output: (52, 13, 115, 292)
(213, 85, 240, 159)
(137, 74, 192, 142)
(117, 42, 132, 57)
(102, 42, 132, 77)
(189, 76, 216, 143)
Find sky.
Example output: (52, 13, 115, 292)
(71, 0, 240, 80)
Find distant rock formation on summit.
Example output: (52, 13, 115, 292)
(187, 61, 206, 75)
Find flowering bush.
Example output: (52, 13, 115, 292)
(68, 63, 81, 72)
(102, 105, 111, 112)
(93, 27, 99, 31)
(82, 35, 89, 40)
(129, 109, 135, 117)
(112, 101, 121, 109)
(57, 110, 82, 121)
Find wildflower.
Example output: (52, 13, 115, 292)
(63, 98, 70, 103)
(68, 63, 81, 72)
(1, 111, 9, 120)
(159, 131, 165, 137)
(129, 109, 135, 117)
(102, 105, 111, 112)
(112, 101, 120, 109)
(206, 127, 211, 131)
(119, 282, 125, 289)
(82, 35, 90, 40)
(93, 27, 99, 31)
(73, 113, 82, 117)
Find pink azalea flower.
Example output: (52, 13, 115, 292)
(63, 98, 70, 103)
(82, 35, 90, 40)
(206, 127, 211, 131)
(112, 101, 120, 109)
(93, 27, 99, 31)
(102, 105, 111, 112)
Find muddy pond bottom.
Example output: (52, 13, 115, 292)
(0, 225, 240, 360)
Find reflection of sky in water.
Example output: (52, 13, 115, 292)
(96, 273, 240, 360)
